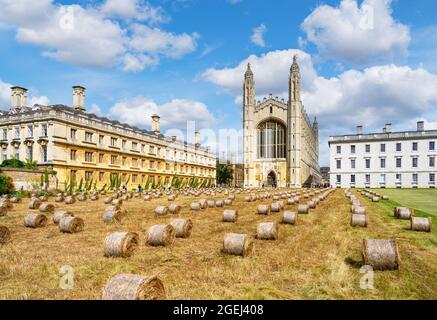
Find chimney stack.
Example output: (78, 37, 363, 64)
(194, 131, 200, 147)
(385, 123, 392, 133)
(151, 114, 160, 134)
(417, 121, 424, 132)
(72, 85, 86, 111)
(356, 125, 363, 135)
(11, 86, 28, 110)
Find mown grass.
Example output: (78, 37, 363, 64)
(0, 189, 435, 300)
(374, 189, 437, 216)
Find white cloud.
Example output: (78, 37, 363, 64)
(101, 0, 168, 24)
(88, 103, 102, 116)
(301, 0, 411, 65)
(251, 24, 267, 47)
(0, 0, 198, 71)
(0, 79, 50, 110)
(108, 97, 216, 130)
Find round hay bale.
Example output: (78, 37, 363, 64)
(353, 206, 366, 215)
(223, 210, 238, 223)
(244, 196, 252, 202)
(382, 195, 389, 200)
(282, 211, 297, 225)
(65, 196, 76, 205)
(102, 273, 165, 300)
(167, 195, 175, 201)
(224, 199, 233, 206)
(103, 197, 113, 204)
(10, 197, 22, 203)
(59, 216, 84, 233)
(222, 233, 253, 257)
(270, 203, 281, 212)
(91, 195, 99, 201)
(410, 217, 432, 232)
(53, 211, 74, 224)
(198, 199, 207, 209)
(168, 204, 181, 215)
(78, 194, 87, 201)
(29, 198, 42, 209)
(257, 204, 270, 215)
(55, 195, 64, 203)
(273, 195, 279, 201)
(104, 232, 139, 257)
(293, 196, 300, 203)
(103, 206, 123, 223)
(287, 198, 295, 205)
(39, 195, 48, 202)
(215, 200, 224, 207)
(351, 214, 368, 227)
(257, 222, 279, 240)
(146, 224, 175, 246)
(372, 196, 380, 202)
(298, 204, 309, 214)
(112, 199, 123, 206)
(207, 199, 216, 208)
(362, 239, 400, 270)
(308, 200, 316, 209)
(395, 207, 413, 220)
(154, 206, 168, 217)
(24, 213, 48, 228)
(190, 202, 201, 211)
(0, 225, 11, 244)
(170, 219, 193, 238)
(39, 203, 55, 213)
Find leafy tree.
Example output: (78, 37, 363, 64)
(0, 159, 25, 168)
(0, 175, 14, 194)
(24, 159, 38, 170)
(216, 161, 234, 186)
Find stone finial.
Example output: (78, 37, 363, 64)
(151, 114, 160, 134)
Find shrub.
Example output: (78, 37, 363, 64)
(0, 159, 25, 168)
(0, 175, 15, 194)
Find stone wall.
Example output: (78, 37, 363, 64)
(0, 168, 58, 191)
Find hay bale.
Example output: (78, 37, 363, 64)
(154, 206, 168, 217)
(224, 199, 233, 206)
(351, 214, 368, 227)
(215, 200, 224, 207)
(65, 196, 76, 204)
(168, 204, 181, 215)
(244, 196, 252, 202)
(0, 226, 11, 244)
(207, 199, 216, 208)
(103, 206, 123, 223)
(24, 213, 48, 228)
(78, 194, 87, 201)
(362, 239, 400, 270)
(298, 204, 309, 214)
(293, 196, 300, 203)
(410, 217, 432, 232)
(353, 206, 366, 215)
(55, 195, 64, 202)
(256, 222, 279, 240)
(10, 197, 21, 203)
(39, 195, 48, 202)
(223, 210, 238, 222)
(257, 204, 270, 215)
(395, 207, 413, 220)
(29, 198, 42, 209)
(104, 232, 139, 257)
(190, 202, 201, 211)
(39, 203, 55, 213)
(372, 196, 380, 202)
(146, 224, 175, 246)
(53, 211, 74, 224)
(167, 195, 175, 201)
(222, 233, 253, 257)
(270, 203, 281, 212)
(91, 195, 99, 201)
(382, 195, 389, 200)
(308, 200, 316, 209)
(282, 211, 297, 225)
(59, 216, 84, 233)
(112, 199, 123, 206)
(170, 219, 193, 238)
(103, 197, 113, 204)
(287, 198, 295, 205)
(102, 273, 165, 300)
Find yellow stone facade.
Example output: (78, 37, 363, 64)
(0, 87, 216, 190)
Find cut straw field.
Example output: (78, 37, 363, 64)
(0, 189, 436, 300)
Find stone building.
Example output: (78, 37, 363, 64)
(0, 86, 217, 190)
(329, 122, 436, 188)
(242, 56, 320, 187)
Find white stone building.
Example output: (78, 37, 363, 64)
(329, 122, 436, 189)
(243, 56, 320, 188)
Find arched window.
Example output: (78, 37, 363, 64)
(257, 120, 286, 159)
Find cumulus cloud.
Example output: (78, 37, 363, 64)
(251, 24, 267, 47)
(0, 79, 50, 110)
(301, 0, 411, 65)
(0, 0, 198, 71)
(108, 97, 217, 130)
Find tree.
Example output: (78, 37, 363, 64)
(0, 159, 25, 168)
(0, 175, 14, 194)
(216, 161, 234, 186)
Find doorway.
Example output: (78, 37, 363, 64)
(267, 171, 277, 187)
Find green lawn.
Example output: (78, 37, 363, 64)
(373, 189, 437, 216)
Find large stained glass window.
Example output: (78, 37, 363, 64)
(257, 121, 286, 159)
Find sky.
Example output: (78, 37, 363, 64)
(0, 0, 437, 167)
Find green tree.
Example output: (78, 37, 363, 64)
(0, 175, 15, 194)
(0, 159, 25, 168)
(216, 161, 234, 186)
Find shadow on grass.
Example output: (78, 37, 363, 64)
(344, 257, 362, 269)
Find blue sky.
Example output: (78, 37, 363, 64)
(1, 0, 437, 166)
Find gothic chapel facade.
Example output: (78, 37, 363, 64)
(243, 56, 320, 187)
